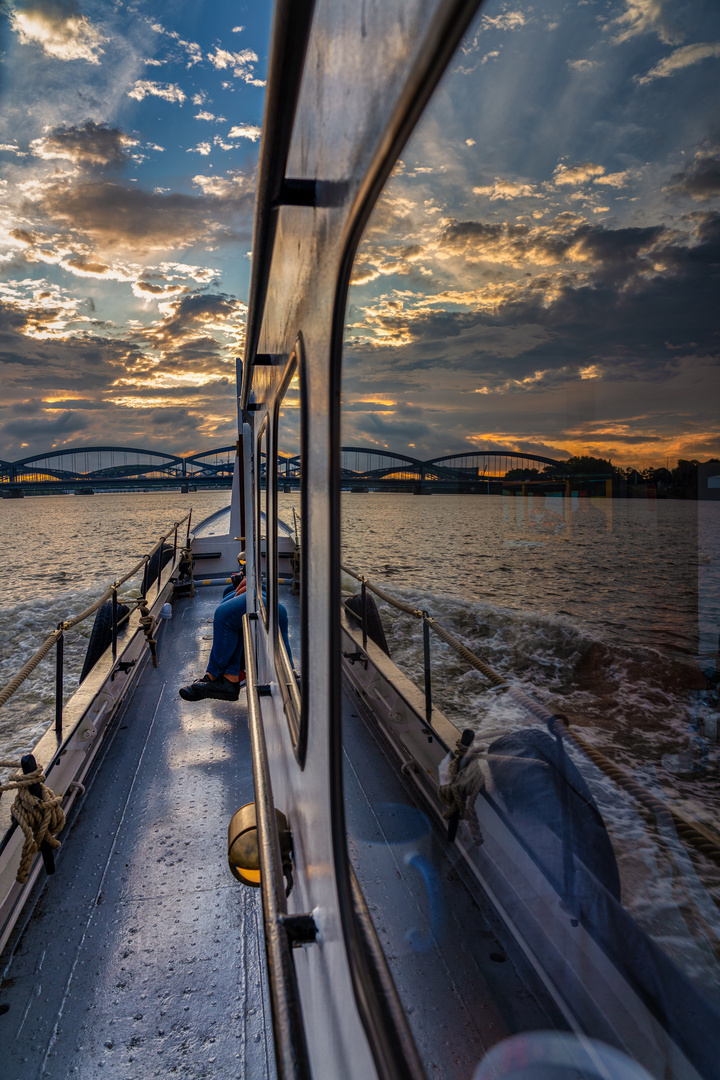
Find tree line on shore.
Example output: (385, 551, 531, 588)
(504, 456, 718, 498)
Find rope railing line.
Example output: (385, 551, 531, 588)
(341, 562, 720, 870)
(558, 721, 720, 867)
(0, 630, 63, 710)
(341, 564, 424, 618)
(341, 562, 506, 684)
(0, 514, 191, 711)
(424, 617, 508, 688)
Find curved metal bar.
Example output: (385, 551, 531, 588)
(242, 613, 312, 1080)
(9, 445, 185, 468)
(429, 449, 562, 467)
(327, 4, 486, 1078)
(340, 446, 425, 466)
(241, 0, 317, 405)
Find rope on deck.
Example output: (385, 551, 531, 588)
(341, 562, 720, 869)
(0, 760, 65, 883)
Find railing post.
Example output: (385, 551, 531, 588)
(361, 577, 368, 652)
(111, 587, 118, 661)
(157, 544, 163, 597)
(186, 509, 192, 546)
(55, 625, 64, 739)
(422, 612, 432, 725)
(141, 557, 149, 599)
(172, 524, 178, 563)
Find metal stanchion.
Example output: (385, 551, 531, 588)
(55, 624, 64, 739)
(422, 611, 432, 726)
(111, 587, 118, 661)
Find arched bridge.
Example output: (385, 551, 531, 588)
(1, 445, 566, 492)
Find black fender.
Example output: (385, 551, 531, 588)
(79, 599, 130, 683)
(145, 543, 174, 591)
(345, 592, 391, 657)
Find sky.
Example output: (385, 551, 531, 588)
(1, 0, 719, 469)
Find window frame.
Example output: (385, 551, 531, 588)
(273, 339, 308, 765)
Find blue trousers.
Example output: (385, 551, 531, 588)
(207, 586, 293, 677)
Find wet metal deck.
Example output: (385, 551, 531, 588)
(0, 586, 275, 1080)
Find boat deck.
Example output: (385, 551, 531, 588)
(1, 579, 562, 1080)
(0, 585, 275, 1080)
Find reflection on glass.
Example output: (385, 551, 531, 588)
(275, 358, 302, 749)
(341, 2, 720, 1077)
(256, 421, 268, 628)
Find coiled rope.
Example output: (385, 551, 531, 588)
(138, 598, 158, 667)
(341, 563, 720, 869)
(0, 760, 64, 883)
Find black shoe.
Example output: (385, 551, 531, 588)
(179, 674, 240, 701)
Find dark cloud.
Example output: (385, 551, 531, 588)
(666, 156, 720, 202)
(35, 180, 254, 254)
(30, 121, 134, 168)
(439, 216, 664, 281)
(2, 409, 89, 443)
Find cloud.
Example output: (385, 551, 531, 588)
(29, 121, 137, 168)
(187, 142, 211, 156)
(593, 171, 631, 188)
(192, 172, 254, 198)
(2, 408, 89, 443)
(480, 11, 526, 32)
(666, 154, 720, 202)
(10, 0, 105, 63)
(605, 0, 681, 46)
(148, 21, 202, 67)
(33, 179, 254, 255)
(207, 47, 264, 86)
(194, 111, 225, 123)
(227, 124, 262, 141)
(553, 162, 606, 186)
(473, 179, 538, 200)
(127, 80, 186, 104)
(637, 41, 720, 85)
(567, 59, 600, 72)
(0, 143, 28, 156)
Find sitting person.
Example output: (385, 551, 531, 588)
(179, 575, 292, 701)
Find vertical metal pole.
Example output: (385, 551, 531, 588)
(186, 510, 192, 546)
(141, 558, 149, 599)
(172, 525, 178, 563)
(157, 544, 163, 597)
(361, 577, 368, 652)
(111, 588, 118, 661)
(422, 612, 432, 725)
(55, 627, 64, 739)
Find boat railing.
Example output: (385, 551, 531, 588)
(240, 0, 316, 404)
(0, 511, 193, 744)
(242, 610, 313, 1080)
(340, 562, 720, 869)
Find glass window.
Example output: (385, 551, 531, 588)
(275, 345, 305, 760)
(256, 418, 268, 629)
(340, 2, 720, 1078)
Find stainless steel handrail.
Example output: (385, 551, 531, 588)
(241, 0, 317, 404)
(326, 3, 484, 1078)
(242, 613, 312, 1080)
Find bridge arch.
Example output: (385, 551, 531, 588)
(428, 450, 562, 470)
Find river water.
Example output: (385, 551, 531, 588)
(2, 489, 717, 807)
(1, 488, 719, 999)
